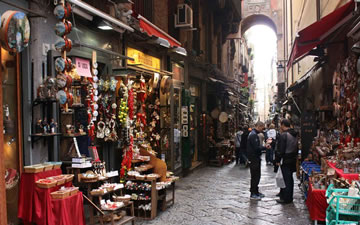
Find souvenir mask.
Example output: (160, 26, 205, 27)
(55, 38, 72, 52)
(54, 21, 72, 36)
(56, 74, 67, 89)
(56, 90, 67, 105)
(55, 57, 66, 72)
(53, 3, 72, 20)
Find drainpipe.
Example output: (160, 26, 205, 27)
(316, 0, 321, 21)
(283, 0, 287, 89)
(290, 0, 294, 85)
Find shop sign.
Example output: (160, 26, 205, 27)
(172, 62, 184, 82)
(181, 106, 189, 137)
(127, 47, 160, 71)
(75, 58, 92, 77)
(301, 112, 317, 158)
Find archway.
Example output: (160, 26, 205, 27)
(241, 14, 277, 35)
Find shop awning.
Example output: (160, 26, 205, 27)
(209, 77, 227, 85)
(287, 63, 319, 93)
(138, 15, 181, 48)
(287, 0, 355, 69)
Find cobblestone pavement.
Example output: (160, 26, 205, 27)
(138, 157, 312, 225)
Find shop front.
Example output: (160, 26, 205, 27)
(286, 1, 360, 224)
(0, 0, 182, 224)
(0, 1, 31, 224)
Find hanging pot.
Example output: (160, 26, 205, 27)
(0, 11, 30, 53)
(160, 75, 171, 94)
(211, 108, 220, 119)
(219, 112, 228, 123)
(148, 72, 160, 95)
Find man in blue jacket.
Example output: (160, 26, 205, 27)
(247, 121, 270, 200)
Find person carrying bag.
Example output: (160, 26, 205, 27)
(274, 119, 298, 204)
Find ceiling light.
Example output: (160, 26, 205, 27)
(171, 47, 187, 56)
(98, 20, 113, 30)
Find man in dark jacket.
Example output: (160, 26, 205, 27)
(247, 121, 269, 200)
(239, 125, 249, 165)
(274, 119, 298, 204)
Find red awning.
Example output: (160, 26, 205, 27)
(287, 0, 355, 70)
(138, 15, 181, 48)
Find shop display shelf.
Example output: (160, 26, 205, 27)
(62, 133, 88, 138)
(114, 215, 135, 225)
(31, 133, 62, 145)
(33, 98, 58, 106)
(90, 188, 123, 197)
(31, 133, 62, 137)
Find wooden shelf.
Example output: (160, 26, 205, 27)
(116, 216, 135, 225)
(31, 133, 62, 137)
(33, 98, 57, 106)
(126, 177, 158, 182)
(90, 188, 123, 197)
(62, 133, 88, 138)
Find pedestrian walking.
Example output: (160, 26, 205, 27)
(274, 119, 298, 204)
(247, 121, 270, 200)
(234, 126, 243, 165)
(239, 125, 250, 166)
(266, 124, 277, 165)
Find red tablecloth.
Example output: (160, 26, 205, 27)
(327, 161, 360, 182)
(18, 169, 84, 225)
(306, 181, 328, 221)
(18, 169, 62, 223)
(50, 192, 86, 225)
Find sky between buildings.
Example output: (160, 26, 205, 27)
(245, 25, 277, 122)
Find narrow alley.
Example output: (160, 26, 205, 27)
(138, 157, 311, 225)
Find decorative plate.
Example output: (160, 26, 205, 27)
(0, 11, 30, 52)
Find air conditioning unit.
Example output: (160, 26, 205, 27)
(175, 4, 193, 28)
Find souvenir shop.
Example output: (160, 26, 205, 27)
(0, 1, 180, 224)
(206, 77, 235, 167)
(286, 1, 360, 224)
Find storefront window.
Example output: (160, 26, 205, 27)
(1, 48, 21, 225)
(173, 88, 181, 170)
(172, 62, 184, 82)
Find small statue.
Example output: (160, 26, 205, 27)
(42, 118, 48, 133)
(50, 118, 57, 133)
(35, 119, 43, 134)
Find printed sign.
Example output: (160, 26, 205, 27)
(127, 47, 161, 71)
(181, 106, 189, 137)
(75, 57, 92, 78)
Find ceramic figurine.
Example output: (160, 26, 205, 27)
(50, 118, 57, 133)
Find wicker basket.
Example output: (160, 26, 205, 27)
(51, 190, 70, 199)
(64, 174, 74, 183)
(36, 179, 57, 188)
(43, 164, 54, 171)
(113, 196, 131, 204)
(24, 166, 44, 173)
(90, 189, 105, 196)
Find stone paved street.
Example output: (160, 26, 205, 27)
(138, 157, 312, 225)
